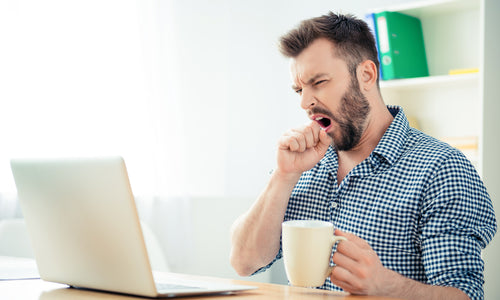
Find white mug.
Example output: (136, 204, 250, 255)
(282, 220, 347, 287)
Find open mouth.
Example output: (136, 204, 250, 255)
(314, 116, 332, 130)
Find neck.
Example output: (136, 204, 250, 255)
(337, 100, 393, 183)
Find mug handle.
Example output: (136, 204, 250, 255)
(324, 235, 348, 279)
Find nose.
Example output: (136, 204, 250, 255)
(300, 88, 317, 110)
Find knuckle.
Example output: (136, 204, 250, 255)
(358, 268, 369, 280)
(351, 281, 363, 292)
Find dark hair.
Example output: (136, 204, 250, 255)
(279, 12, 380, 85)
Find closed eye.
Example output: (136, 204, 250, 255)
(314, 80, 327, 86)
(291, 83, 302, 95)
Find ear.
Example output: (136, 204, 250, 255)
(357, 60, 378, 91)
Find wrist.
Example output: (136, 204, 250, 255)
(377, 268, 412, 298)
(272, 168, 302, 183)
(377, 269, 468, 300)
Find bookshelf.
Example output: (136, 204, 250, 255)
(370, 0, 500, 298)
(370, 0, 486, 172)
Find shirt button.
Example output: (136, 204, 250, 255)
(332, 202, 338, 209)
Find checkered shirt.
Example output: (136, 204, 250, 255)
(257, 106, 497, 300)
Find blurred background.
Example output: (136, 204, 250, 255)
(1, 0, 497, 298)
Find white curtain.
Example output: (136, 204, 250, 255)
(0, 0, 192, 270)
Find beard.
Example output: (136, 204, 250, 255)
(312, 77, 370, 151)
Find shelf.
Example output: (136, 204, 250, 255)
(368, 0, 495, 180)
(379, 73, 479, 91)
(372, 0, 479, 17)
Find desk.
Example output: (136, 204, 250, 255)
(0, 257, 398, 299)
(0, 277, 400, 300)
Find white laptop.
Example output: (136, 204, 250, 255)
(10, 157, 256, 298)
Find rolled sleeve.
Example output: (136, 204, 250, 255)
(420, 151, 497, 300)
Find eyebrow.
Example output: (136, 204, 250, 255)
(291, 73, 329, 91)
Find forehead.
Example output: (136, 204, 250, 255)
(290, 38, 347, 83)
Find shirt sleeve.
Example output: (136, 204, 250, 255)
(251, 248, 283, 276)
(419, 149, 497, 300)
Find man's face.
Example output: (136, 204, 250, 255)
(290, 38, 370, 151)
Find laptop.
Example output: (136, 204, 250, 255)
(10, 156, 256, 298)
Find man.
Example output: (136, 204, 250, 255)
(230, 12, 496, 300)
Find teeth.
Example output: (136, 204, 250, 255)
(315, 117, 323, 121)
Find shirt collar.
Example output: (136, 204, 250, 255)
(371, 105, 409, 166)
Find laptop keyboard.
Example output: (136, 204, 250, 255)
(156, 283, 205, 291)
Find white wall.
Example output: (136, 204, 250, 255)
(155, 0, 415, 199)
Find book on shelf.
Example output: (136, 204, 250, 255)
(448, 68, 479, 75)
(373, 11, 429, 80)
(365, 13, 384, 80)
(406, 115, 420, 130)
(440, 136, 478, 164)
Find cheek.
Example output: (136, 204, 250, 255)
(318, 85, 347, 111)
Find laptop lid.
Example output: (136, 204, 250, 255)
(10, 157, 255, 297)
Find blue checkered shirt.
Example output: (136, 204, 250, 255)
(258, 106, 497, 300)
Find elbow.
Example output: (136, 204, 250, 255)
(230, 247, 257, 277)
(229, 217, 259, 277)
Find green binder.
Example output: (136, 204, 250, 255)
(375, 11, 429, 80)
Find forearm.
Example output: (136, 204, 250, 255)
(382, 269, 469, 300)
(230, 170, 300, 276)
(331, 231, 470, 300)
